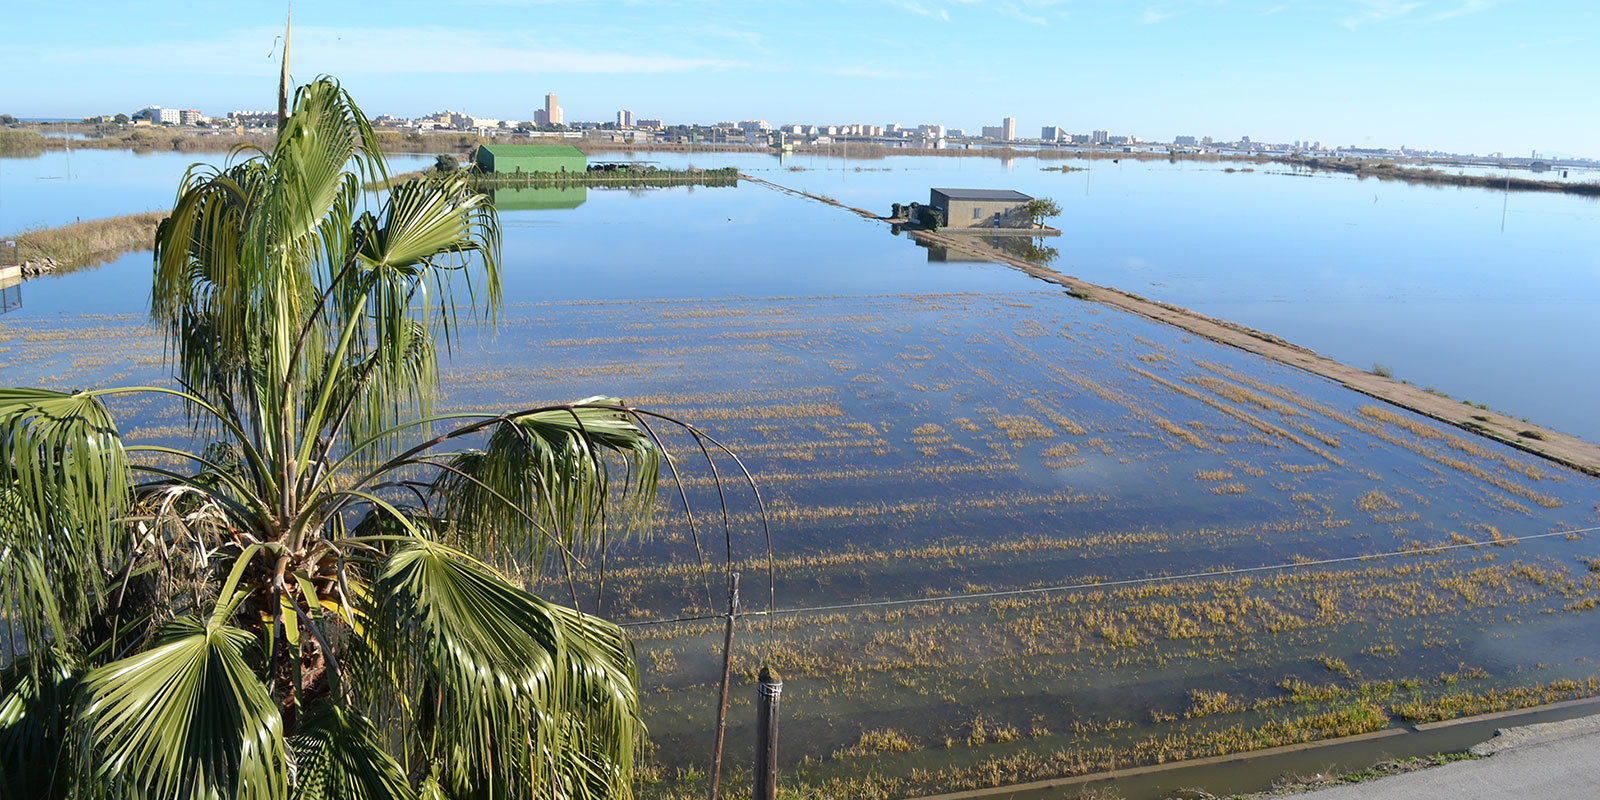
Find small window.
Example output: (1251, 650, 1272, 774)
(972, 206, 982, 219)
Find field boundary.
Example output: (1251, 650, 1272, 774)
(908, 697, 1600, 800)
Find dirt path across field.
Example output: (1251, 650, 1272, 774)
(742, 173, 1600, 478)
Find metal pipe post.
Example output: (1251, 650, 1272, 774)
(753, 665, 782, 800)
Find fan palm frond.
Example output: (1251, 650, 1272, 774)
(433, 400, 660, 561)
(288, 704, 413, 800)
(76, 612, 286, 800)
(371, 541, 640, 800)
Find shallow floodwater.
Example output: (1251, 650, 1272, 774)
(5, 161, 1600, 797)
(7, 148, 1598, 442)
(586, 149, 1600, 443)
(0, 148, 439, 236)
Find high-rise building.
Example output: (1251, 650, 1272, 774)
(617, 109, 634, 127)
(1002, 117, 1016, 141)
(179, 109, 204, 125)
(544, 93, 563, 126)
(1091, 129, 1110, 144)
(1041, 126, 1061, 142)
(981, 125, 1005, 140)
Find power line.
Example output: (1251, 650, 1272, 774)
(618, 524, 1598, 629)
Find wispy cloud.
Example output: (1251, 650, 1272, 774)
(1341, 1, 1422, 28)
(879, 0, 1069, 25)
(1341, 0, 1492, 28)
(881, 0, 952, 21)
(819, 64, 917, 79)
(5, 26, 745, 77)
(1420, 0, 1491, 22)
(1141, 7, 1176, 24)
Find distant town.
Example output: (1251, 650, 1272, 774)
(38, 89, 1591, 166)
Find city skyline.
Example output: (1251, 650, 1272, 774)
(4, 0, 1596, 158)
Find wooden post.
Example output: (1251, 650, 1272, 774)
(708, 572, 739, 800)
(753, 665, 782, 800)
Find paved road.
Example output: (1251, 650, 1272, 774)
(1294, 715, 1600, 799)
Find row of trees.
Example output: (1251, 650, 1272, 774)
(0, 77, 692, 799)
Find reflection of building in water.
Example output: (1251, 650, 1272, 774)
(917, 240, 985, 264)
(914, 234, 1059, 267)
(0, 269, 21, 315)
(487, 185, 588, 210)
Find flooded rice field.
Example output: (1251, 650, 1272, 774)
(9, 283, 1599, 797)
(462, 292, 1600, 797)
(3, 162, 1599, 797)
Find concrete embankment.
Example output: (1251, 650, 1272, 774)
(1287, 711, 1600, 799)
(902, 699, 1600, 800)
(741, 173, 1600, 478)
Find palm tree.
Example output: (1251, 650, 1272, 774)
(0, 77, 693, 800)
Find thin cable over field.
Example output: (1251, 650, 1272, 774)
(617, 524, 1598, 629)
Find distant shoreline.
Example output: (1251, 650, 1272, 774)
(6, 123, 1596, 198)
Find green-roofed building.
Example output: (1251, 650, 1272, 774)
(473, 144, 587, 174)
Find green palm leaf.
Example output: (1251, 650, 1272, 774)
(542, 602, 641, 800)
(371, 542, 640, 800)
(0, 388, 129, 541)
(0, 388, 129, 659)
(433, 399, 659, 561)
(356, 172, 497, 275)
(0, 655, 80, 800)
(76, 614, 287, 800)
(288, 705, 413, 800)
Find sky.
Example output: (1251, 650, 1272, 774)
(4, 0, 1596, 157)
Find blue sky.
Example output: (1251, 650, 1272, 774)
(5, 1, 1595, 157)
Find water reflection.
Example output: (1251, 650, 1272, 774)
(0, 274, 20, 314)
(987, 234, 1060, 266)
(899, 226, 1061, 267)
(488, 185, 587, 210)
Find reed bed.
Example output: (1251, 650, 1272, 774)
(12, 211, 166, 269)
